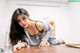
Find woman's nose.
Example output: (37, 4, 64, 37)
(21, 20, 25, 24)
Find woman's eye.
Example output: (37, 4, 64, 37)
(22, 17, 26, 20)
(17, 20, 20, 23)
(17, 16, 26, 23)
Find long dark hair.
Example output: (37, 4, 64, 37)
(9, 8, 30, 46)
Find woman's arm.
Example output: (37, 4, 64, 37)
(41, 26, 54, 42)
(41, 19, 54, 41)
(44, 18, 56, 34)
(35, 19, 54, 41)
(36, 20, 54, 47)
(13, 35, 30, 51)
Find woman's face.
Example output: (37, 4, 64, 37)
(17, 14, 29, 29)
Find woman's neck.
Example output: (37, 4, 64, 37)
(26, 20, 35, 30)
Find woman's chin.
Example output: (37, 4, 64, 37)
(23, 26, 27, 29)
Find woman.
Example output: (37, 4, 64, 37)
(9, 8, 63, 51)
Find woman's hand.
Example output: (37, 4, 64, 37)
(39, 40, 50, 47)
(13, 42, 26, 52)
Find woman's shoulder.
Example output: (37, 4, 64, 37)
(35, 21, 44, 31)
(37, 18, 50, 30)
(35, 17, 55, 30)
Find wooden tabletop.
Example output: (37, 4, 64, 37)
(13, 45, 80, 53)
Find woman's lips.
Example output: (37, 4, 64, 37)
(23, 24, 26, 27)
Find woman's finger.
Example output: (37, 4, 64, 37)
(13, 45, 18, 51)
(17, 45, 21, 49)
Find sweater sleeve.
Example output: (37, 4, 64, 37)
(41, 19, 55, 41)
(17, 35, 30, 46)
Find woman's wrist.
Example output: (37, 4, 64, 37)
(22, 42, 27, 47)
(41, 40, 50, 45)
(22, 42, 30, 48)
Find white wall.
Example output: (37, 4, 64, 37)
(0, 0, 7, 49)
(68, 2, 80, 43)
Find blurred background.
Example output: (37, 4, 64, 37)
(0, 0, 80, 49)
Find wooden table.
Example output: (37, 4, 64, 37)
(13, 45, 80, 53)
